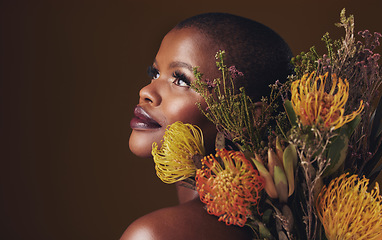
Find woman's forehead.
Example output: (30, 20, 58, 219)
(156, 28, 219, 75)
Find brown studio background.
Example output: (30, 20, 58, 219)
(0, 0, 381, 239)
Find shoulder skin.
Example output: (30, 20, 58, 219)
(120, 198, 253, 240)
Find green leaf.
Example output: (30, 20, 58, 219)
(323, 115, 361, 178)
(368, 162, 382, 181)
(284, 100, 297, 126)
(323, 130, 349, 177)
(343, 115, 361, 137)
(257, 221, 273, 239)
(365, 145, 382, 180)
(361, 97, 382, 179)
(369, 97, 382, 152)
(261, 209, 273, 224)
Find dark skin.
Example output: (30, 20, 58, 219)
(122, 28, 253, 240)
(128, 28, 218, 158)
(121, 185, 253, 240)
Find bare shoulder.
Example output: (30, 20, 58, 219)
(120, 199, 252, 240)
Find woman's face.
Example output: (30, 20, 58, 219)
(129, 28, 219, 158)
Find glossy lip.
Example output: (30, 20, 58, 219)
(130, 105, 162, 129)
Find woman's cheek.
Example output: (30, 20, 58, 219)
(166, 97, 202, 123)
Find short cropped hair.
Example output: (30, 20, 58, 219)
(174, 13, 293, 101)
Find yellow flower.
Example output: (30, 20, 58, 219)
(291, 72, 364, 130)
(316, 173, 382, 240)
(196, 149, 265, 227)
(151, 121, 205, 184)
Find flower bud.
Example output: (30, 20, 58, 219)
(274, 165, 288, 203)
(268, 148, 283, 177)
(283, 144, 297, 196)
(276, 136, 284, 163)
(252, 154, 278, 199)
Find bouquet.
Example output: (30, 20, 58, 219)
(151, 9, 382, 240)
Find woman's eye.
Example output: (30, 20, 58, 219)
(174, 79, 189, 87)
(173, 71, 190, 87)
(147, 65, 160, 79)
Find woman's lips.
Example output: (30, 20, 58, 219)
(130, 105, 162, 129)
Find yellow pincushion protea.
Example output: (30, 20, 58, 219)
(152, 121, 205, 184)
(316, 173, 382, 240)
(291, 72, 364, 130)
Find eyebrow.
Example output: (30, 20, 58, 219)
(169, 61, 193, 72)
(154, 59, 193, 72)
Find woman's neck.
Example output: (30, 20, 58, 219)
(175, 182, 199, 204)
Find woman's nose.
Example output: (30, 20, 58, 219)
(139, 81, 162, 106)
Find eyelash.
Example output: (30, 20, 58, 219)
(147, 65, 191, 87)
(172, 71, 191, 87)
(147, 65, 160, 80)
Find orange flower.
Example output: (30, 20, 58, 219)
(291, 72, 364, 130)
(196, 149, 265, 227)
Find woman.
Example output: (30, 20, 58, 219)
(122, 13, 292, 240)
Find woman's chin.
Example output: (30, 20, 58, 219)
(129, 130, 161, 158)
(129, 141, 152, 158)
(129, 149, 153, 159)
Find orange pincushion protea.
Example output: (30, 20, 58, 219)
(291, 72, 364, 130)
(196, 148, 265, 227)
